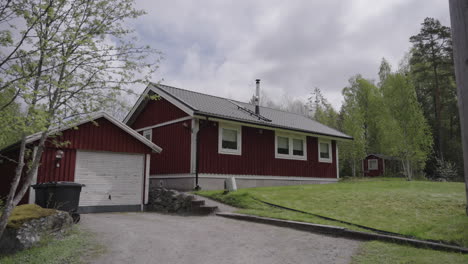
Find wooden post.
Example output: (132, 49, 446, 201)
(449, 0, 468, 215)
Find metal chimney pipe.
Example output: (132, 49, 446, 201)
(255, 79, 260, 115)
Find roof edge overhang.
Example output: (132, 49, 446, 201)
(1, 112, 163, 154)
(124, 83, 195, 126)
(194, 113, 353, 142)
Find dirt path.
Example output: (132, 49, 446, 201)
(80, 212, 361, 264)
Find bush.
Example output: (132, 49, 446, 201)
(434, 158, 459, 182)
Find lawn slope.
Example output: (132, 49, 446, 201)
(197, 178, 468, 247)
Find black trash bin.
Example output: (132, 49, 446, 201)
(32, 182, 84, 223)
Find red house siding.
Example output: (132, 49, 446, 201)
(363, 155, 384, 177)
(198, 121, 337, 178)
(149, 122, 191, 174)
(130, 97, 192, 175)
(132, 98, 189, 130)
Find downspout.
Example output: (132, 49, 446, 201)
(194, 116, 209, 191)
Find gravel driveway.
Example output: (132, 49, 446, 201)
(80, 212, 361, 264)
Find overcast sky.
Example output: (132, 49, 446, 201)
(131, 0, 450, 109)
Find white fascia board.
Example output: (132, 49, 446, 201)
(193, 115, 351, 142)
(135, 116, 193, 132)
(123, 85, 152, 124)
(150, 85, 195, 116)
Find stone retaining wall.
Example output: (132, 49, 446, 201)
(147, 187, 195, 213)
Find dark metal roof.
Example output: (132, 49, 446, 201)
(152, 84, 352, 140)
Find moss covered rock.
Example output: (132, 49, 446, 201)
(1, 205, 72, 254)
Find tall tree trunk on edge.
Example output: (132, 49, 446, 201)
(449, 0, 468, 215)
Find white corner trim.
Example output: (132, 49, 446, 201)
(190, 118, 198, 173)
(318, 139, 333, 163)
(135, 116, 193, 132)
(218, 123, 242, 155)
(150, 85, 195, 116)
(274, 131, 307, 161)
(28, 146, 39, 204)
(144, 154, 150, 204)
(336, 144, 340, 179)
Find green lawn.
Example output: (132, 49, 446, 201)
(351, 241, 468, 264)
(0, 227, 104, 264)
(196, 178, 468, 247)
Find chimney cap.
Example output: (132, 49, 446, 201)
(256, 79, 260, 83)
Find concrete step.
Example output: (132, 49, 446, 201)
(191, 200, 205, 208)
(192, 205, 219, 215)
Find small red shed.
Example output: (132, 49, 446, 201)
(363, 154, 385, 177)
(0, 113, 162, 213)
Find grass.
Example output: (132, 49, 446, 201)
(0, 227, 104, 264)
(196, 178, 468, 247)
(351, 241, 468, 264)
(7, 204, 57, 229)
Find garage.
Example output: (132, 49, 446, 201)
(75, 151, 146, 213)
(0, 112, 162, 213)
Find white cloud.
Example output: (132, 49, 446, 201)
(131, 0, 450, 110)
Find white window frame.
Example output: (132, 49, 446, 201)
(368, 159, 378, 170)
(218, 123, 242, 155)
(318, 139, 333, 163)
(275, 132, 307, 161)
(143, 129, 152, 141)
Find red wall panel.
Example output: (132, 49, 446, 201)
(198, 121, 337, 178)
(131, 98, 189, 130)
(150, 121, 191, 174)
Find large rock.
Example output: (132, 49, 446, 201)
(0, 210, 73, 254)
(147, 187, 195, 213)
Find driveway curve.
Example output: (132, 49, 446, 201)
(80, 212, 361, 264)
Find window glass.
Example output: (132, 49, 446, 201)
(292, 138, 304, 156)
(222, 128, 238, 150)
(143, 130, 152, 141)
(277, 136, 289, 154)
(368, 159, 378, 170)
(319, 142, 330, 159)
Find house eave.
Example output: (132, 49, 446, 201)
(194, 113, 353, 142)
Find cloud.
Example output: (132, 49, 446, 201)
(131, 0, 450, 109)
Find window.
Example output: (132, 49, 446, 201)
(143, 129, 152, 141)
(277, 136, 289, 154)
(275, 132, 307, 160)
(318, 139, 332, 163)
(368, 159, 378, 170)
(218, 123, 241, 155)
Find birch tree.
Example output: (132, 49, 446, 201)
(380, 71, 432, 180)
(0, 0, 160, 238)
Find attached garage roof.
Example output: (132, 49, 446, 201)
(2, 112, 162, 153)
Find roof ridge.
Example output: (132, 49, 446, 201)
(153, 82, 314, 119)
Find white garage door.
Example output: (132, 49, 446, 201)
(75, 150, 144, 207)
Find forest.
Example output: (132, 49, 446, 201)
(261, 17, 461, 181)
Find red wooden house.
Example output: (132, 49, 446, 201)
(125, 81, 352, 190)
